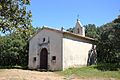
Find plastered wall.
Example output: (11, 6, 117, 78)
(63, 38, 93, 70)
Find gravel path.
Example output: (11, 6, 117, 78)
(0, 69, 117, 80)
(0, 69, 80, 80)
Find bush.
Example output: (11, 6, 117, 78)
(95, 63, 120, 71)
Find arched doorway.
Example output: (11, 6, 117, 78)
(40, 48, 48, 69)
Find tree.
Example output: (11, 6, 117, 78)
(0, 26, 36, 67)
(84, 24, 98, 39)
(0, 0, 33, 66)
(66, 27, 75, 33)
(97, 15, 120, 69)
(66, 24, 98, 39)
(0, 0, 32, 33)
(113, 15, 120, 23)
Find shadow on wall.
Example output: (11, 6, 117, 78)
(87, 45, 97, 65)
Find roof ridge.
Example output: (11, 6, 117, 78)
(29, 27, 95, 41)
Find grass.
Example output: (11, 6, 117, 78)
(59, 65, 120, 79)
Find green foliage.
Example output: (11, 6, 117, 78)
(95, 63, 120, 71)
(113, 15, 120, 23)
(0, 36, 17, 66)
(0, 0, 32, 33)
(0, 0, 35, 67)
(60, 66, 120, 79)
(96, 15, 120, 71)
(84, 24, 99, 39)
(66, 27, 75, 33)
(0, 26, 36, 67)
(66, 24, 99, 39)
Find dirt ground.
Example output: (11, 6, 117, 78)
(0, 69, 80, 80)
(0, 69, 116, 80)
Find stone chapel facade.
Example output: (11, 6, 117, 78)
(28, 19, 97, 71)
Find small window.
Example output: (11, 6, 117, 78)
(77, 28, 79, 33)
(33, 57, 36, 61)
(43, 38, 45, 42)
(52, 56, 56, 60)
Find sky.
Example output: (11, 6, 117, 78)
(28, 0, 120, 29)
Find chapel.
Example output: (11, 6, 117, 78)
(28, 19, 97, 70)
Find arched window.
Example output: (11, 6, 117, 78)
(43, 38, 45, 42)
(77, 28, 79, 33)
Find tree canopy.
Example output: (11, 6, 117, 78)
(0, 27, 37, 67)
(95, 15, 120, 70)
(84, 24, 98, 39)
(0, 0, 33, 67)
(0, 0, 32, 33)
